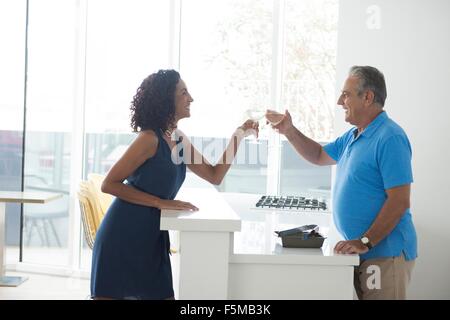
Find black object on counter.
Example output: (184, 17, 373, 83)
(275, 224, 325, 248)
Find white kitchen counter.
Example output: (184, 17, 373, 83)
(160, 188, 241, 232)
(161, 187, 240, 300)
(223, 192, 358, 299)
(223, 192, 357, 265)
(161, 187, 359, 300)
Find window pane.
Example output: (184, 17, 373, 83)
(280, 141, 331, 197)
(0, 0, 26, 265)
(280, 0, 338, 197)
(81, 0, 171, 270)
(282, 0, 338, 141)
(23, 0, 78, 266)
(180, 0, 273, 193)
(84, 0, 171, 133)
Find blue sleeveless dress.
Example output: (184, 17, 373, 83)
(90, 129, 185, 299)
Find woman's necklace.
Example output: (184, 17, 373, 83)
(164, 127, 177, 139)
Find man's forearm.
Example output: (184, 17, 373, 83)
(364, 197, 409, 246)
(284, 126, 323, 165)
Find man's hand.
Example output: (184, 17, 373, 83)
(269, 110, 294, 135)
(334, 239, 369, 254)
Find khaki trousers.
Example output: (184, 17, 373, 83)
(354, 254, 415, 300)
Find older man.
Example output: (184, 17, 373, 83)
(270, 66, 417, 300)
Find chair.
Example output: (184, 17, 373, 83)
(87, 173, 113, 215)
(24, 196, 67, 247)
(77, 174, 177, 253)
(77, 174, 113, 249)
(24, 175, 68, 247)
(78, 186, 97, 249)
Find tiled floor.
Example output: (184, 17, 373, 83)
(0, 272, 90, 300)
(6, 246, 92, 270)
(1, 251, 180, 300)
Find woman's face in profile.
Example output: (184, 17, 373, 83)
(174, 79, 194, 121)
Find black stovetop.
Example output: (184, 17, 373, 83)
(255, 195, 328, 211)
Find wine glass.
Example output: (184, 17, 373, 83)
(244, 107, 266, 144)
(265, 109, 285, 126)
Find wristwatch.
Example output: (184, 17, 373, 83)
(360, 236, 373, 249)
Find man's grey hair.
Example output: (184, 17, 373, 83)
(349, 66, 387, 107)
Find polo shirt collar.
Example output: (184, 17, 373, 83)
(355, 111, 388, 138)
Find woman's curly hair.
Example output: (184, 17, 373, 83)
(130, 69, 180, 132)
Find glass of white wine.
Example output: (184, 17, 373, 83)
(265, 109, 285, 126)
(244, 107, 266, 144)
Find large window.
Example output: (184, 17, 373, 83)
(179, 0, 338, 197)
(22, 0, 79, 266)
(0, 0, 26, 265)
(282, 0, 337, 141)
(84, 0, 171, 135)
(279, 0, 338, 197)
(4, 0, 338, 272)
(179, 0, 273, 194)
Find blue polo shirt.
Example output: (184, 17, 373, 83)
(323, 111, 417, 261)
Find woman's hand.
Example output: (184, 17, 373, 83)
(238, 119, 259, 138)
(157, 199, 199, 211)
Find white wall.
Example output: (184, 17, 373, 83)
(335, 0, 450, 299)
